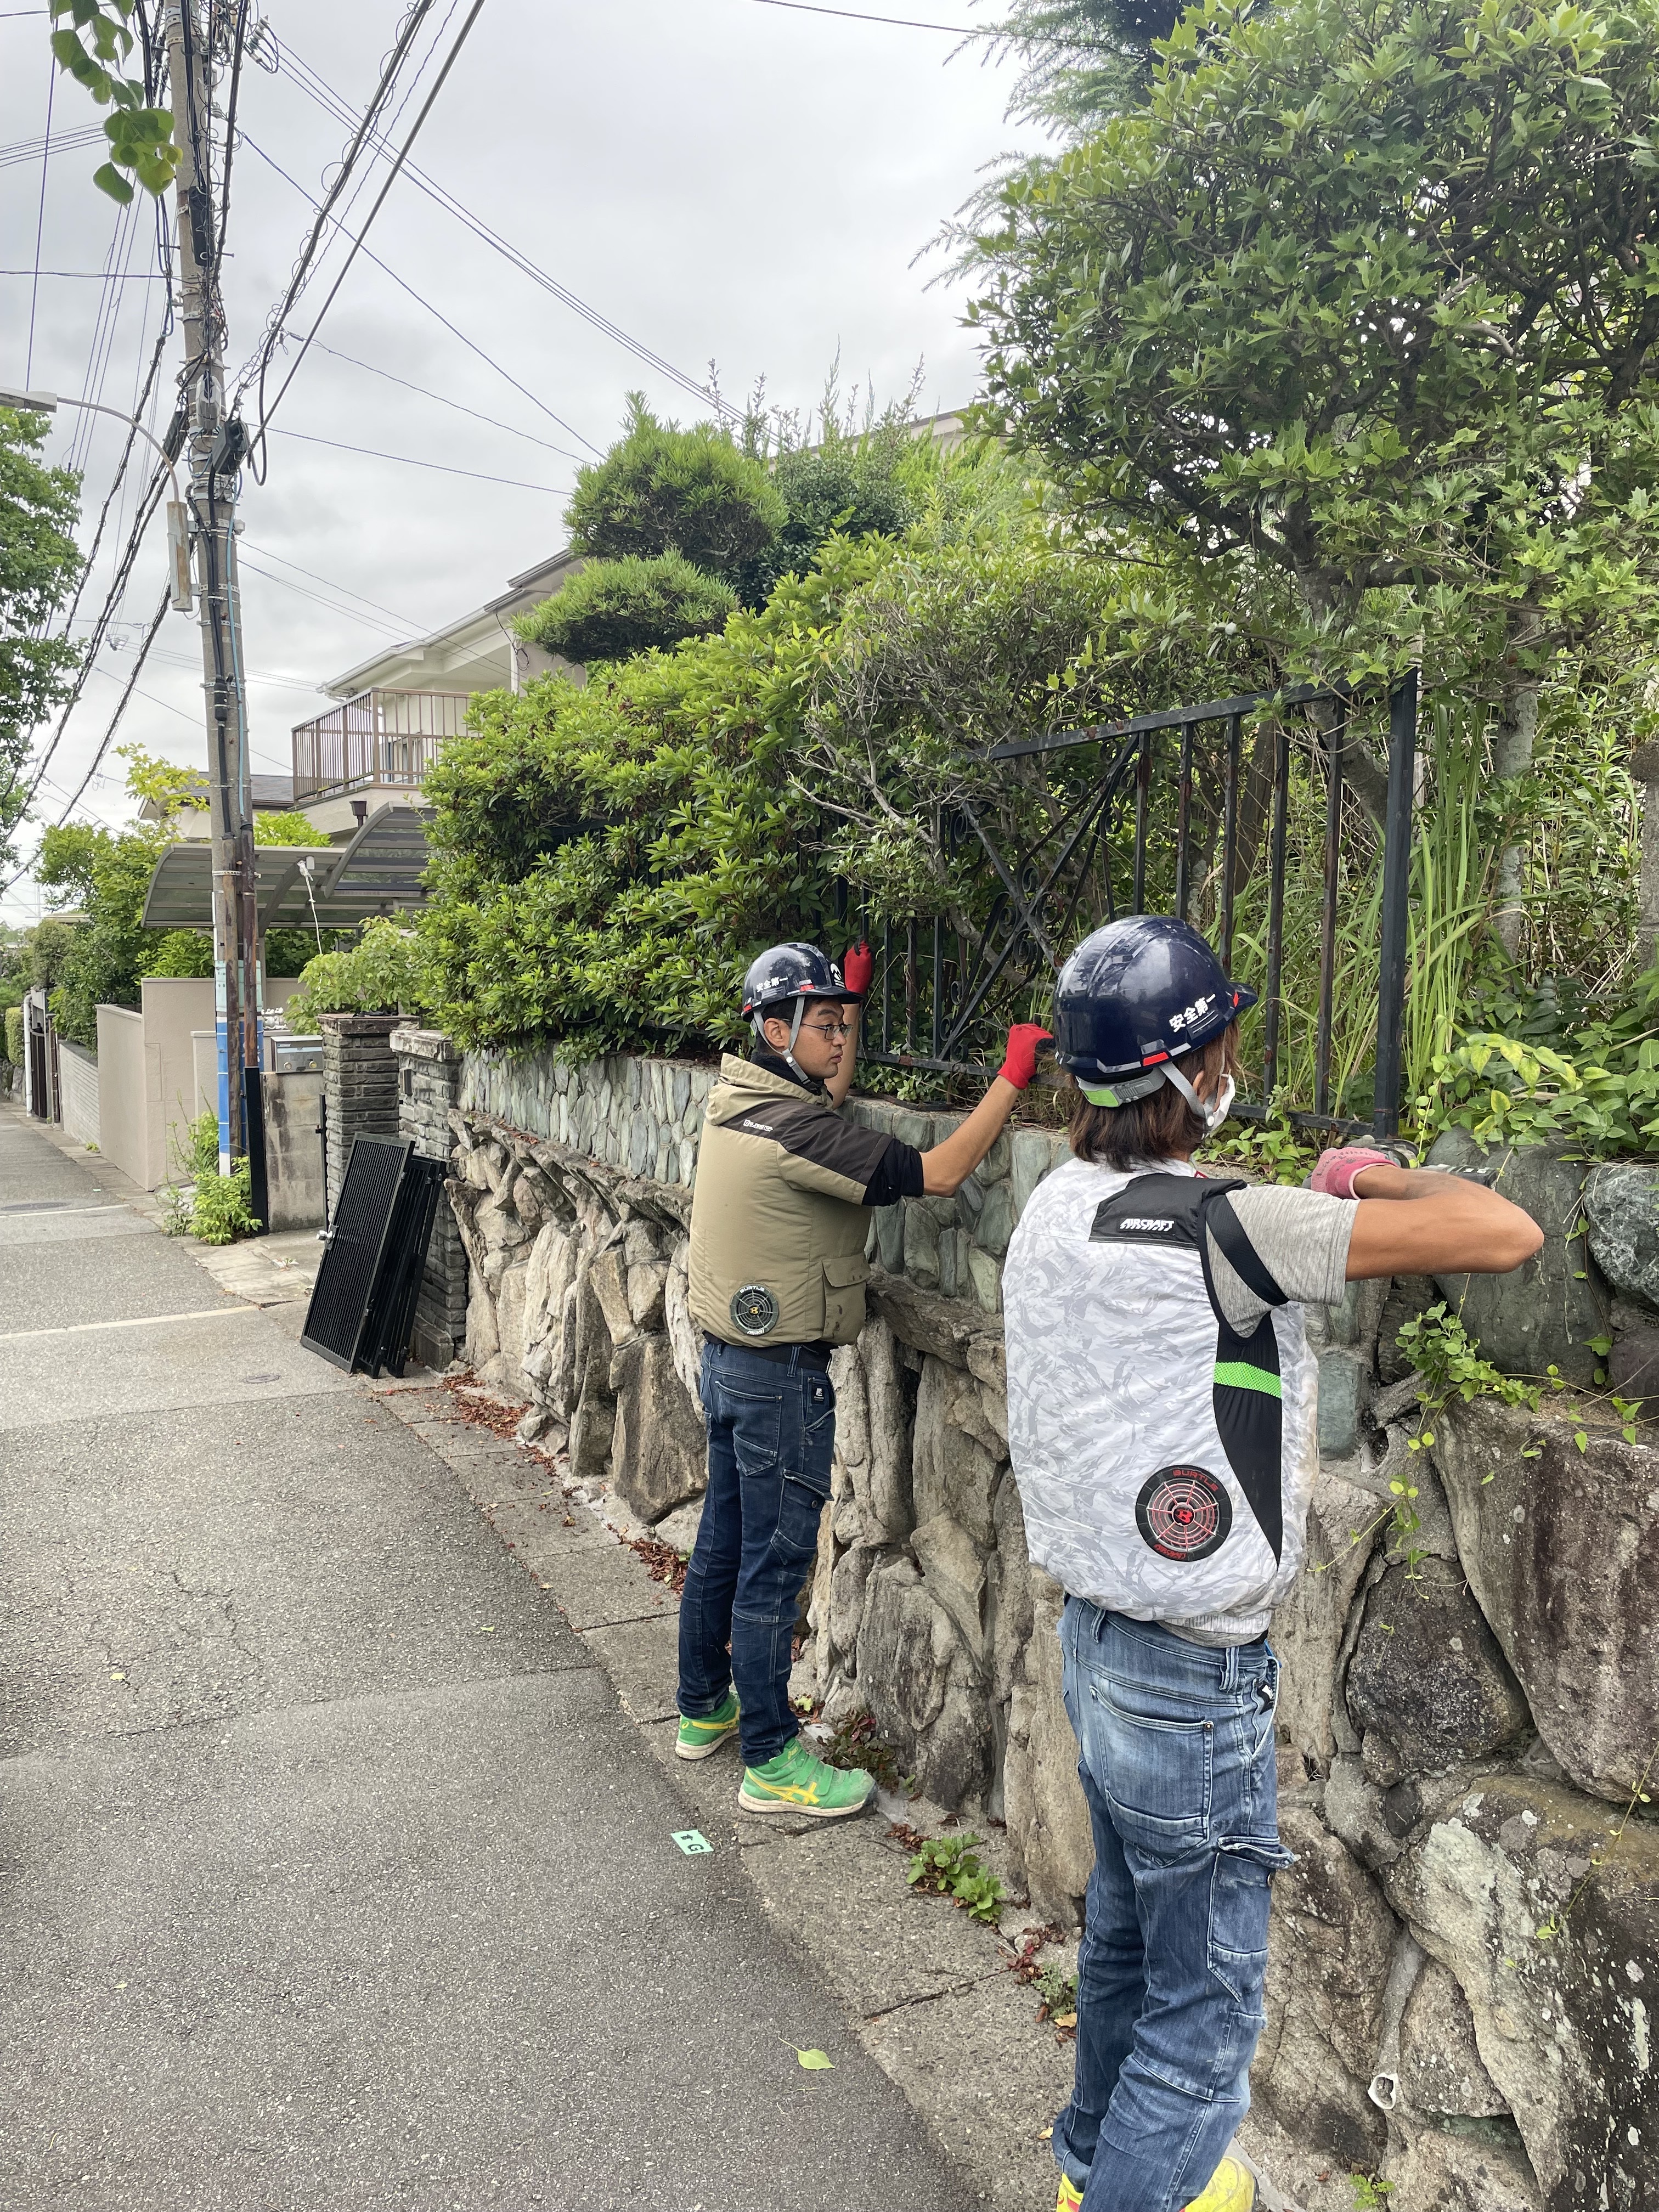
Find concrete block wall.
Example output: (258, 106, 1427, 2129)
(57, 1040, 99, 1149)
(320, 1013, 402, 1221)
(392, 1026, 469, 1372)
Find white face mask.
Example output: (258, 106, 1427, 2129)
(1162, 1061, 1236, 1135)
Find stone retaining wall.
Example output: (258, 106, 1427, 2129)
(442, 1042, 1659, 2212)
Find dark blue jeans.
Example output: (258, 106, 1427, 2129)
(1056, 1599, 1293, 2212)
(676, 1339, 836, 1767)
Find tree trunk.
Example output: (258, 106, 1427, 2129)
(1491, 676, 1541, 962)
(1488, 592, 1548, 962)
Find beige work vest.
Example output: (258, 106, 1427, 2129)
(687, 1056, 887, 1348)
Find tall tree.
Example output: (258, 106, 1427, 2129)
(968, 0, 1659, 941)
(981, 0, 1184, 137)
(1, 407, 83, 873)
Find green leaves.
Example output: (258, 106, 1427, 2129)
(906, 1832, 1007, 1924)
(967, 0, 1659, 697)
(1413, 964, 1659, 1155)
(46, 2, 178, 201)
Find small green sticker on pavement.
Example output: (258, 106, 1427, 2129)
(672, 1829, 713, 1855)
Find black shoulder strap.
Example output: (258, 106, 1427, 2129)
(1198, 1186, 1288, 1312)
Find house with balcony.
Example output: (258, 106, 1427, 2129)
(287, 547, 582, 837)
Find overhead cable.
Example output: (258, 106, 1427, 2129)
(0, 447, 173, 817)
(0, 267, 171, 279)
(743, 0, 1074, 31)
(0, 126, 102, 168)
(216, 0, 250, 244)
(267, 425, 566, 495)
(240, 133, 595, 454)
(249, 0, 492, 462)
(301, 337, 588, 463)
(238, 538, 425, 629)
(236, 0, 439, 470)
(235, 556, 416, 640)
(26, 32, 53, 382)
(36, 588, 173, 847)
(273, 35, 736, 424)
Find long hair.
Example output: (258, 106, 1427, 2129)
(1066, 1024, 1242, 1171)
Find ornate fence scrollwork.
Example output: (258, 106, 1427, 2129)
(859, 675, 1418, 1139)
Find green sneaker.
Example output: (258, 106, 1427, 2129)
(676, 1691, 740, 1762)
(737, 1737, 874, 1820)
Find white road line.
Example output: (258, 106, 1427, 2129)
(0, 1306, 255, 1346)
(0, 1204, 128, 1218)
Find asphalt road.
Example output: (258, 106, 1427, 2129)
(0, 1108, 968, 2212)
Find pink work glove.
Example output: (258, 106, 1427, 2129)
(998, 1024, 1053, 1091)
(1310, 1146, 1396, 1200)
(841, 940, 874, 997)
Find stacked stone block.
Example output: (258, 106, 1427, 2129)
(319, 1013, 401, 1221)
(440, 1036, 1659, 2210)
(392, 1026, 469, 1372)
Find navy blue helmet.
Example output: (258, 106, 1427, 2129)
(740, 941, 858, 1020)
(1053, 916, 1255, 1101)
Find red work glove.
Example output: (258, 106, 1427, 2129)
(840, 940, 874, 997)
(997, 1024, 1053, 1091)
(1310, 1146, 1396, 1200)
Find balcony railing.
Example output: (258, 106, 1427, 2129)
(291, 689, 473, 802)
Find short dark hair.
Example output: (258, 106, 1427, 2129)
(1066, 1025, 1242, 1171)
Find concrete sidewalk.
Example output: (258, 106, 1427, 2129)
(0, 1104, 973, 2211)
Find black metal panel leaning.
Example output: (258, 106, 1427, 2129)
(301, 1133, 449, 1376)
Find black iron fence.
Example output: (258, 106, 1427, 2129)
(857, 673, 1418, 1138)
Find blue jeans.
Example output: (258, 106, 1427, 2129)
(676, 1339, 836, 1767)
(1056, 1599, 1293, 2212)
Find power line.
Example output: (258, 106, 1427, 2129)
(0, 445, 174, 819)
(235, 555, 416, 639)
(746, 0, 997, 27)
(0, 268, 171, 280)
(46, 589, 172, 836)
(238, 0, 440, 470)
(301, 337, 588, 463)
(252, 0, 492, 455)
(237, 539, 425, 629)
(0, 125, 102, 168)
(264, 424, 566, 494)
(273, 35, 735, 424)
(26, 32, 53, 383)
(97, 636, 338, 693)
(240, 132, 595, 455)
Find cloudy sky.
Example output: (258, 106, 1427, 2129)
(1, 0, 1042, 922)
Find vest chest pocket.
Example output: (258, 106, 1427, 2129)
(822, 1252, 870, 1341)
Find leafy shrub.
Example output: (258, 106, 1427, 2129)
(517, 550, 737, 664)
(564, 394, 784, 578)
(286, 918, 429, 1029)
(163, 1110, 261, 1245)
(3, 1003, 20, 1066)
(1413, 969, 1659, 1156)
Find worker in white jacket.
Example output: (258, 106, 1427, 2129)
(1003, 915, 1542, 2212)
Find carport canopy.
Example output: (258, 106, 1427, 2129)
(140, 803, 432, 933)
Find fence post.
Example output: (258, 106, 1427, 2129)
(1372, 669, 1418, 1138)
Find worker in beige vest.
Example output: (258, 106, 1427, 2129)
(679, 938, 1051, 1817)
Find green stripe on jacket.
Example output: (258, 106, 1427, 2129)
(1213, 1360, 1282, 1398)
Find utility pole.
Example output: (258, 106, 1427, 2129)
(162, 0, 265, 1217)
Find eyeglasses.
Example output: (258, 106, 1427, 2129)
(800, 1018, 853, 1040)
